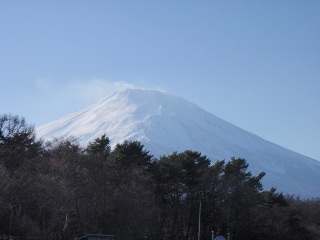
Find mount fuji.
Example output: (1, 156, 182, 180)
(37, 89, 320, 198)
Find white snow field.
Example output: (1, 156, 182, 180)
(37, 89, 320, 198)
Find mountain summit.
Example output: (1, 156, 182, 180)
(37, 89, 320, 197)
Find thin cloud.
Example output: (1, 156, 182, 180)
(34, 77, 169, 106)
(33, 78, 140, 125)
(68, 79, 137, 102)
(35, 78, 138, 102)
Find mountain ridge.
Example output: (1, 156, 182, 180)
(37, 88, 320, 197)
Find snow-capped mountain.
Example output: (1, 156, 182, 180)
(37, 89, 320, 198)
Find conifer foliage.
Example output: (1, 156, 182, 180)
(0, 114, 319, 240)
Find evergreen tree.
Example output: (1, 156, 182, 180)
(1, 115, 319, 239)
(85, 134, 111, 158)
(106, 140, 156, 239)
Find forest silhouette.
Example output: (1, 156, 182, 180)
(1, 114, 320, 240)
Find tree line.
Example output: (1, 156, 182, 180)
(1, 114, 320, 240)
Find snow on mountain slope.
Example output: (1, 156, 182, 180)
(37, 89, 320, 197)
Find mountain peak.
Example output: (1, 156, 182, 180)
(37, 89, 320, 197)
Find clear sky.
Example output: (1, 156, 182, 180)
(1, 1, 319, 160)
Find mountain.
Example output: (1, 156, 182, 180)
(37, 89, 320, 198)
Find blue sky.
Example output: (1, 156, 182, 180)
(1, 1, 320, 160)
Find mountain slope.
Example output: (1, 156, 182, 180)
(37, 89, 320, 197)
